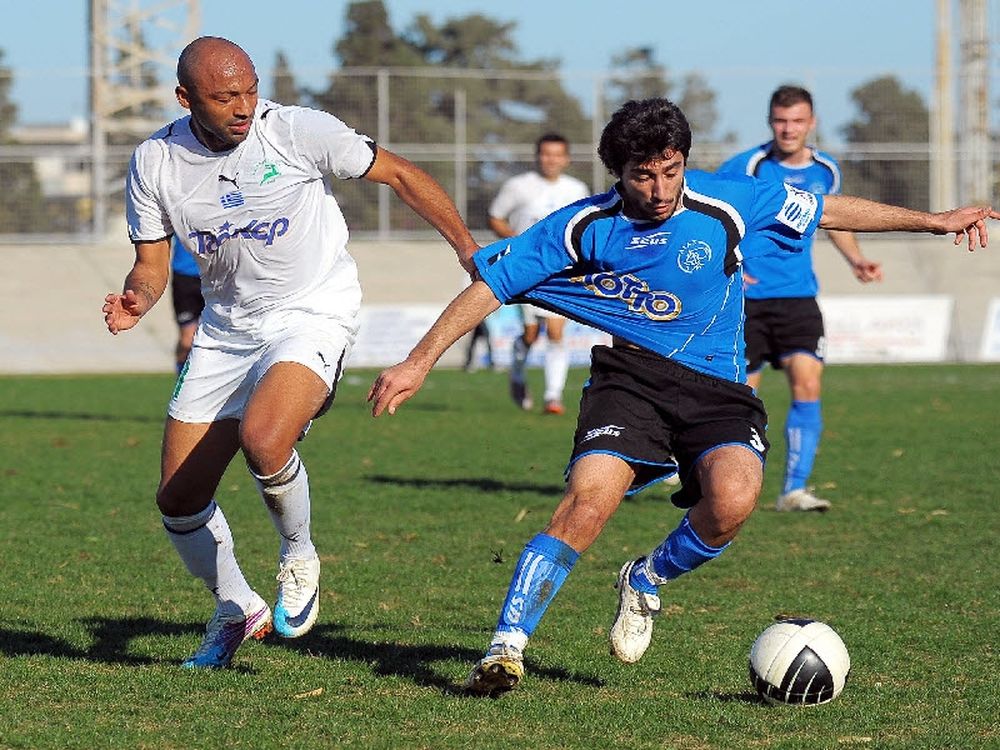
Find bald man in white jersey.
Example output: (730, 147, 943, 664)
(103, 36, 478, 669)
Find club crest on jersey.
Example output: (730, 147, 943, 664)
(252, 159, 283, 185)
(627, 230, 671, 249)
(571, 271, 681, 321)
(188, 217, 291, 254)
(677, 239, 712, 274)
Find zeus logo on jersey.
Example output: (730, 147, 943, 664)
(776, 185, 818, 234)
(572, 272, 681, 321)
(188, 217, 291, 254)
(627, 231, 671, 248)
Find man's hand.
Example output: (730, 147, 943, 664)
(935, 206, 1000, 251)
(103, 289, 147, 335)
(368, 359, 431, 416)
(850, 258, 883, 283)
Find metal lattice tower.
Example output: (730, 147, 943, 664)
(88, 0, 200, 236)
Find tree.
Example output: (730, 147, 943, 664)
(841, 75, 929, 210)
(309, 0, 590, 232)
(271, 51, 300, 105)
(0, 49, 47, 233)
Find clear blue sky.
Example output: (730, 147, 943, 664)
(1, 0, 969, 147)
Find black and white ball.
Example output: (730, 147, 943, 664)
(749, 619, 850, 706)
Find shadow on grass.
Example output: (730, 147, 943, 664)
(276, 622, 604, 695)
(688, 689, 766, 706)
(0, 409, 161, 424)
(0, 617, 198, 667)
(367, 474, 565, 496)
(0, 618, 604, 694)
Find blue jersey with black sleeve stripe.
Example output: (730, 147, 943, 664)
(718, 142, 840, 299)
(473, 169, 822, 384)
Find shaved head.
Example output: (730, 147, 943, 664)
(177, 36, 254, 90)
(175, 36, 259, 151)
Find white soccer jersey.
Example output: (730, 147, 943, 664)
(126, 99, 377, 340)
(488, 171, 590, 235)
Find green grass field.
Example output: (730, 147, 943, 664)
(1, 364, 998, 749)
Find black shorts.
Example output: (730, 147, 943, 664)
(744, 297, 825, 374)
(568, 344, 769, 507)
(171, 273, 205, 327)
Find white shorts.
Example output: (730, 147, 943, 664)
(168, 321, 354, 423)
(517, 304, 566, 326)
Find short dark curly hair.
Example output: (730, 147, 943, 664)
(597, 98, 692, 178)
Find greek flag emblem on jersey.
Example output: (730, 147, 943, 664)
(220, 191, 245, 209)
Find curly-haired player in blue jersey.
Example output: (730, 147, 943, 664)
(719, 85, 883, 512)
(369, 98, 996, 697)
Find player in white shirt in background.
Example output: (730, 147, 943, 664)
(103, 36, 478, 669)
(488, 134, 590, 414)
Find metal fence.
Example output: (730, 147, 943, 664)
(0, 67, 989, 242)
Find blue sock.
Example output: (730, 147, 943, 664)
(631, 514, 729, 589)
(784, 400, 822, 494)
(496, 533, 579, 640)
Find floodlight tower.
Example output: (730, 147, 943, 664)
(88, 0, 200, 237)
(957, 0, 990, 204)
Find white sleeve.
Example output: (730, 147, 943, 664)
(488, 178, 519, 220)
(125, 147, 171, 242)
(286, 106, 377, 180)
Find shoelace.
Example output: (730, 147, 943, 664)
(623, 591, 661, 634)
(276, 560, 313, 606)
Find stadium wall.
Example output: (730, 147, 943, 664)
(1, 230, 997, 375)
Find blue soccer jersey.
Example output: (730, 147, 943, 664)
(171, 235, 200, 277)
(474, 170, 823, 384)
(717, 143, 840, 299)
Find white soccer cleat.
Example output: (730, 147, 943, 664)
(181, 594, 272, 669)
(273, 555, 321, 638)
(464, 643, 525, 697)
(776, 488, 832, 513)
(609, 559, 661, 664)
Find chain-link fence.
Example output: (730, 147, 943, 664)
(0, 67, 987, 242)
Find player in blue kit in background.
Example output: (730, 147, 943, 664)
(718, 85, 883, 512)
(170, 236, 204, 373)
(369, 98, 996, 697)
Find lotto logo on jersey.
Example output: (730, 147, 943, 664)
(572, 271, 681, 321)
(188, 217, 291, 255)
(776, 185, 818, 234)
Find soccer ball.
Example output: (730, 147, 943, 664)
(748, 618, 850, 706)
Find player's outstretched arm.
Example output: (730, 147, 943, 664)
(103, 239, 170, 334)
(369, 280, 501, 416)
(364, 147, 480, 273)
(821, 195, 1000, 251)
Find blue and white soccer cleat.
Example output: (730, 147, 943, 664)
(464, 643, 525, 697)
(273, 555, 321, 638)
(609, 559, 661, 664)
(181, 594, 272, 669)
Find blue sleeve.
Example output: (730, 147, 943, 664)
(717, 153, 747, 176)
(473, 213, 576, 303)
(742, 179, 823, 258)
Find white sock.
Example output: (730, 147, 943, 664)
(163, 501, 257, 616)
(511, 337, 529, 384)
(251, 450, 317, 563)
(543, 340, 569, 403)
